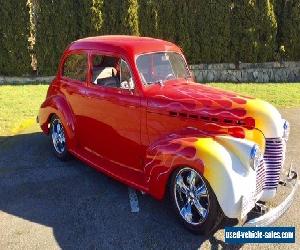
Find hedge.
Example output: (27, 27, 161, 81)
(279, 0, 300, 60)
(35, 1, 87, 75)
(231, 0, 277, 63)
(0, 0, 31, 76)
(1, 0, 300, 76)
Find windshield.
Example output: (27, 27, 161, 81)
(136, 52, 190, 85)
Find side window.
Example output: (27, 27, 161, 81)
(91, 54, 134, 90)
(92, 55, 119, 87)
(63, 54, 87, 82)
(120, 59, 134, 90)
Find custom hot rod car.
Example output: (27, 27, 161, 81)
(38, 36, 298, 235)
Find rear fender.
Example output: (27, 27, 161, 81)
(38, 95, 76, 148)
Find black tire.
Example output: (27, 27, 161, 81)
(169, 167, 224, 235)
(50, 115, 70, 161)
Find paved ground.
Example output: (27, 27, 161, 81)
(0, 108, 299, 250)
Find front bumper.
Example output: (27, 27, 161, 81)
(243, 169, 298, 227)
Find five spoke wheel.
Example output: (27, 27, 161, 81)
(50, 115, 69, 160)
(174, 168, 209, 225)
(51, 119, 66, 154)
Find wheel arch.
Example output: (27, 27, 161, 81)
(38, 95, 77, 149)
(146, 135, 252, 219)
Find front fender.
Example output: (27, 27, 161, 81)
(38, 95, 76, 148)
(145, 135, 205, 200)
(195, 137, 256, 218)
(146, 133, 256, 219)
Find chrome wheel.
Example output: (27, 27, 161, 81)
(174, 167, 209, 225)
(51, 118, 66, 154)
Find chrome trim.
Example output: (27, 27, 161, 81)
(174, 167, 210, 225)
(255, 158, 265, 195)
(263, 137, 286, 189)
(244, 170, 298, 227)
(51, 119, 66, 154)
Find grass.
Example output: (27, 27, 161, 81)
(0, 84, 48, 136)
(0, 83, 300, 137)
(209, 83, 300, 108)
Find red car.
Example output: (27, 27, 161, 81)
(38, 36, 297, 235)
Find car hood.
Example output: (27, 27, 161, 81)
(145, 81, 284, 139)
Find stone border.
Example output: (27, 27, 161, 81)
(0, 76, 54, 84)
(190, 61, 300, 83)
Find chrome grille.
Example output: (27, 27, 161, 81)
(256, 158, 265, 195)
(263, 138, 286, 189)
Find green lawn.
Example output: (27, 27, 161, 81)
(209, 83, 300, 108)
(0, 84, 48, 136)
(0, 83, 300, 137)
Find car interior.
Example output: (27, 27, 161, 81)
(92, 56, 120, 88)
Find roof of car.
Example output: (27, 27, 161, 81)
(67, 35, 182, 56)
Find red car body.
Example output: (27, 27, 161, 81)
(38, 36, 295, 212)
(39, 36, 198, 199)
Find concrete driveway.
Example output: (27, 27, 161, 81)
(0, 108, 299, 250)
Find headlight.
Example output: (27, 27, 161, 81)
(249, 144, 261, 171)
(283, 120, 290, 141)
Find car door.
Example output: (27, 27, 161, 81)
(59, 52, 90, 145)
(80, 52, 142, 172)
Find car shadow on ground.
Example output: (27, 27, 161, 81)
(0, 132, 243, 249)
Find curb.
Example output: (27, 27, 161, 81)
(0, 76, 54, 84)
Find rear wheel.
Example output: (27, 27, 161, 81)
(170, 167, 223, 235)
(50, 115, 69, 160)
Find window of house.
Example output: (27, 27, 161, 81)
(63, 54, 87, 82)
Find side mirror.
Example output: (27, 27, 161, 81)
(120, 81, 130, 89)
(120, 78, 134, 90)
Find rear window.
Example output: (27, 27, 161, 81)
(63, 54, 87, 82)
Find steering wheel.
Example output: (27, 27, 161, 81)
(165, 73, 175, 80)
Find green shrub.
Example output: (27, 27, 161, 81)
(231, 0, 277, 63)
(2, 0, 300, 76)
(0, 0, 31, 76)
(280, 0, 300, 60)
(35, 0, 81, 75)
(138, 0, 159, 37)
(195, 0, 232, 63)
(256, 0, 277, 62)
(138, 0, 232, 64)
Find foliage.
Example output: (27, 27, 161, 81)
(1, 0, 300, 76)
(0, 0, 31, 76)
(256, 0, 277, 62)
(231, 0, 277, 63)
(279, 0, 300, 60)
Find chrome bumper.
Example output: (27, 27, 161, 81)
(243, 170, 298, 227)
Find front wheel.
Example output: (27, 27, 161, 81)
(50, 115, 69, 161)
(170, 167, 224, 235)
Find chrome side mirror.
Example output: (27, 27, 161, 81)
(120, 78, 134, 90)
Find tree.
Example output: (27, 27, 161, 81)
(256, 0, 277, 62)
(35, 0, 85, 75)
(280, 0, 300, 60)
(138, 0, 159, 37)
(231, 0, 260, 63)
(123, 0, 140, 35)
(0, 0, 31, 76)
